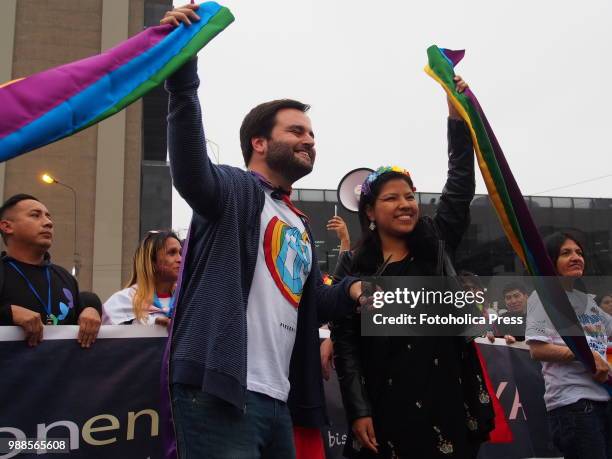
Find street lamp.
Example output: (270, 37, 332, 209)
(40, 173, 80, 278)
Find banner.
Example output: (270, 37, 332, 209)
(0, 326, 166, 459)
(322, 338, 561, 459)
(1, 328, 560, 458)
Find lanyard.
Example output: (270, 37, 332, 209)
(280, 195, 308, 221)
(8, 261, 53, 321)
(250, 170, 309, 221)
(153, 292, 175, 318)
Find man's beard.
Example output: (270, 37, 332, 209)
(265, 140, 314, 184)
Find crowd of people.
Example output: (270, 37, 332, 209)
(1, 3, 611, 459)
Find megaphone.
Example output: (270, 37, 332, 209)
(337, 167, 373, 212)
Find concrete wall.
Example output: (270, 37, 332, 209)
(0, 0, 17, 203)
(5, 0, 104, 289)
(122, 0, 145, 287)
(91, 0, 130, 301)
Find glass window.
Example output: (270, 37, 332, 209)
(420, 193, 441, 206)
(573, 198, 592, 209)
(552, 197, 572, 208)
(530, 196, 551, 208)
(291, 189, 612, 275)
(324, 190, 338, 202)
(471, 195, 489, 206)
(591, 199, 612, 210)
(298, 190, 325, 201)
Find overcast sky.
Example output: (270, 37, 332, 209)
(171, 0, 611, 232)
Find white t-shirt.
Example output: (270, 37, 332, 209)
(525, 289, 612, 410)
(246, 190, 312, 402)
(102, 286, 170, 325)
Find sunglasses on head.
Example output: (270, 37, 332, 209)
(143, 230, 166, 241)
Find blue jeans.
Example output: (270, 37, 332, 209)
(548, 399, 612, 459)
(171, 384, 296, 459)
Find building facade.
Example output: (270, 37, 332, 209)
(292, 189, 612, 276)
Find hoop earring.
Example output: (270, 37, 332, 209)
(369, 221, 376, 231)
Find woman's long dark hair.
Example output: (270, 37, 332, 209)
(351, 172, 415, 275)
(544, 231, 586, 274)
(544, 231, 589, 292)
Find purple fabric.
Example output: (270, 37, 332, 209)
(437, 44, 607, 389)
(465, 93, 542, 266)
(0, 24, 172, 138)
(442, 48, 465, 66)
(160, 225, 191, 459)
(465, 90, 596, 373)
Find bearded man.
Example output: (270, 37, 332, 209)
(162, 6, 363, 459)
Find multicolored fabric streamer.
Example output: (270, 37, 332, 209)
(0, 2, 234, 162)
(425, 45, 612, 391)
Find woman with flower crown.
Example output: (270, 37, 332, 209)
(331, 76, 496, 458)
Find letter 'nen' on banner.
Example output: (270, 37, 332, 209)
(1, 327, 561, 459)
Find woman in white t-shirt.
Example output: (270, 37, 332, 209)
(102, 230, 182, 326)
(525, 232, 611, 459)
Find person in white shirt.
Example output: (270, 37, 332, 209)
(103, 230, 181, 326)
(526, 231, 611, 459)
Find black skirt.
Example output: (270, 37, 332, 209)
(343, 259, 495, 458)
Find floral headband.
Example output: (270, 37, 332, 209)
(360, 166, 415, 197)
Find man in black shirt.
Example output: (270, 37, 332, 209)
(499, 281, 529, 343)
(0, 194, 101, 347)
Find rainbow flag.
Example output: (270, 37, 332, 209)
(425, 45, 611, 391)
(0, 2, 233, 162)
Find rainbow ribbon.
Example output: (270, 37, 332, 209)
(425, 45, 611, 391)
(0, 2, 233, 162)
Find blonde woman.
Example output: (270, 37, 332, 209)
(103, 230, 182, 326)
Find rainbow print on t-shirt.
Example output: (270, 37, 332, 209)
(263, 216, 311, 308)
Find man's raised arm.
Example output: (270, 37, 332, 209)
(164, 6, 228, 218)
